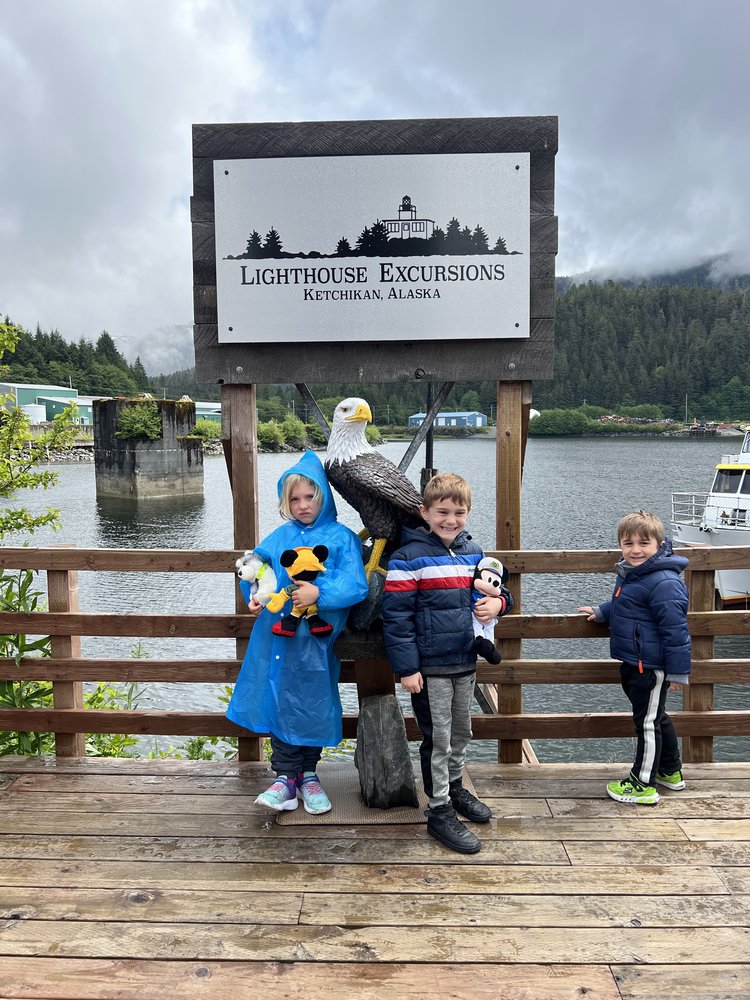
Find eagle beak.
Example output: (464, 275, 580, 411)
(345, 402, 372, 424)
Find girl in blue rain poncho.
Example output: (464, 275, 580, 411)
(227, 451, 368, 815)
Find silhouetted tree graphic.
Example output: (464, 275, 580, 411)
(227, 201, 519, 261)
(370, 220, 390, 255)
(244, 230, 263, 258)
(445, 217, 461, 252)
(263, 228, 283, 257)
(471, 226, 489, 253)
(355, 226, 373, 255)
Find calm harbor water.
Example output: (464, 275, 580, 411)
(11, 434, 750, 763)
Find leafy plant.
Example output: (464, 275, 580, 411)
(281, 414, 306, 449)
(84, 681, 143, 757)
(1, 324, 79, 540)
(257, 420, 284, 449)
(190, 418, 221, 440)
(115, 399, 162, 441)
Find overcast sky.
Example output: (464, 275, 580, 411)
(1, 0, 749, 374)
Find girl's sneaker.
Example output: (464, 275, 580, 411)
(296, 772, 332, 814)
(254, 776, 298, 811)
(656, 769, 686, 791)
(606, 775, 660, 805)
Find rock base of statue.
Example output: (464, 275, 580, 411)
(354, 693, 419, 809)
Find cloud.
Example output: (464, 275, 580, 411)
(1, 0, 748, 372)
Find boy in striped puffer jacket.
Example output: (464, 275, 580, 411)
(383, 472, 512, 854)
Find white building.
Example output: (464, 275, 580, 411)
(384, 195, 436, 241)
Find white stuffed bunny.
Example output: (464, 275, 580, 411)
(235, 551, 277, 607)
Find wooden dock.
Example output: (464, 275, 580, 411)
(1, 756, 749, 999)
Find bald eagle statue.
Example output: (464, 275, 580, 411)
(325, 398, 425, 577)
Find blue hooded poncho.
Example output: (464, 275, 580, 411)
(226, 451, 368, 746)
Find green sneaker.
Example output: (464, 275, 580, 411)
(607, 775, 660, 805)
(656, 770, 686, 791)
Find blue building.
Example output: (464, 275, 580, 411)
(408, 410, 488, 428)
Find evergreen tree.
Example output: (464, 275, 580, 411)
(95, 331, 125, 366)
(132, 357, 150, 391)
(370, 220, 390, 255)
(445, 217, 461, 252)
(355, 226, 373, 255)
(244, 230, 263, 258)
(263, 228, 283, 257)
(471, 226, 489, 253)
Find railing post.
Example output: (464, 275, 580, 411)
(495, 381, 524, 763)
(222, 383, 265, 762)
(683, 567, 715, 763)
(48, 550, 85, 758)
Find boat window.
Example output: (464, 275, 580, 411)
(741, 473, 750, 496)
(711, 469, 743, 494)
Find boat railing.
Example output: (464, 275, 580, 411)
(672, 490, 709, 526)
(0, 544, 749, 766)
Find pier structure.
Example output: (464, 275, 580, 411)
(3, 116, 749, 997)
(93, 397, 204, 499)
(0, 542, 749, 998)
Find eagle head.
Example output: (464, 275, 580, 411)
(335, 398, 372, 425)
(326, 397, 374, 465)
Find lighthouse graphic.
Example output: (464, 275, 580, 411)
(383, 195, 436, 241)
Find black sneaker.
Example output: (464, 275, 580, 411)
(449, 780, 492, 823)
(426, 803, 481, 854)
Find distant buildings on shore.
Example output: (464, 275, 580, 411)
(0, 382, 221, 427)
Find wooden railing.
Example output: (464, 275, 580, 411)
(0, 545, 748, 764)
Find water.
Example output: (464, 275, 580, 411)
(10, 435, 749, 762)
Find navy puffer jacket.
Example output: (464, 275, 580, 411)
(596, 538, 691, 677)
(383, 526, 487, 677)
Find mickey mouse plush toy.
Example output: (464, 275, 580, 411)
(472, 556, 512, 664)
(266, 545, 333, 638)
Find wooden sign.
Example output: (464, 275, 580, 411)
(192, 116, 557, 385)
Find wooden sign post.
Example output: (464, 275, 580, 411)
(192, 116, 558, 762)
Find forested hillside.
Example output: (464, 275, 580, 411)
(3, 279, 750, 422)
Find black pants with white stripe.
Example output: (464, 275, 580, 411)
(621, 663, 681, 787)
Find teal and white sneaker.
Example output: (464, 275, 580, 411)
(656, 769, 686, 791)
(296, 772, 332, 814)
(255, 776, 298, 811)
(607, 775, 660, 805)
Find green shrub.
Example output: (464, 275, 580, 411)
(115, 400, 162, 440)
(618, 404, 664, 420)
(365, 425, 382, 444)
(281, 414, 307, 449)
(305, 422, 328, 446)
(191, 418, 221, 440)
(257, 420, 285, 449)
(528, 409, 595, 435)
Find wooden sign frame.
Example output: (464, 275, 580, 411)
(192, 116, 557, 386)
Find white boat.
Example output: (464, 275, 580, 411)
(671, 429, 750, 606)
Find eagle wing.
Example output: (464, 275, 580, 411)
(326, 452, 423, 544)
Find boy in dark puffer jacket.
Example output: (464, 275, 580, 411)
(383, 472, 513, 853)
(579, 510, 691, 805)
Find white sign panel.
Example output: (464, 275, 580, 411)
(214, 152, 529, 344)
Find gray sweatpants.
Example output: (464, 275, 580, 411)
(411, 672, 475, 809)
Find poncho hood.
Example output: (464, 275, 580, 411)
(278, 450, 338, 529)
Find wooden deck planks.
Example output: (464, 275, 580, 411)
(0, 758, 748, 1000)
(0, 959, 623, 1000)
(1, 920, 749, 963)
